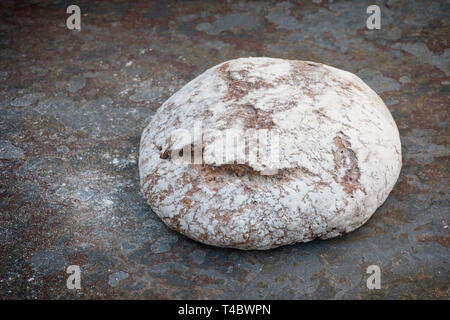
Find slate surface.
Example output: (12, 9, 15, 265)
(0, 0, 448, 299)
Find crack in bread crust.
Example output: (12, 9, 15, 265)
(139, 57, 402, 250)
(332, 131, 362, 195)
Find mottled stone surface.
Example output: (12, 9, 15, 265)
(0, 0, 448, 299)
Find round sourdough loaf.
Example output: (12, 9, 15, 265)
(139, 57, 402, 250)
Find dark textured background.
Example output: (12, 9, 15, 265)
(0, 0, 448, 299)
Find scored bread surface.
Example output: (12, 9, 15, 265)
(139, 57, 402, 250)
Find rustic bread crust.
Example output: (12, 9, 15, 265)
(139, 57, 402, 250)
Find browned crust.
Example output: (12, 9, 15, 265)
(332, 131, 361, 195)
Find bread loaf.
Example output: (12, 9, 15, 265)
(139, 57, 402, 250)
